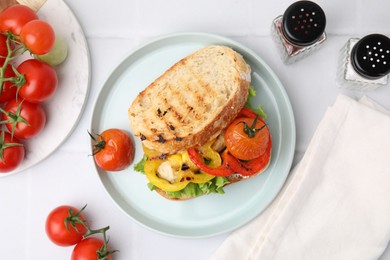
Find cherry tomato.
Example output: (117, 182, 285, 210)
(0, 130, 24, 173)
(17, 59, 58, 103)
(45, 205, 87, 247)
(20, 19, 55, 55)
(1, 99, 46, 139)
(0, 33, 8, 63)
(224, 116, 270, 161)
(91, 128, 134, 171)
(0, 63, 17, 102)
(0, 5, 38, 35)
(71, 237, 112, 260)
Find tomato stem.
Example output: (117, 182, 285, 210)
(0, 129, 23, 162)
(84, 225, 110, 237)
(66, 204, 118, 259)
(88, 130, 106, 155)
(0, 101, 30, 139)
(0, 32, 27, 96)
(238, 115, 267, 138)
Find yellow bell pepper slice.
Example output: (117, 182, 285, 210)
(181, 151, 199, 172)
(143, 140, 222, 192)
(167, 154, 182, 170)
(176, 168, 214, 183)
(198, 140, 222, 168)
(144, 159, 189, 192)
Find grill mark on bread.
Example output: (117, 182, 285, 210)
(128, 45, 251, 154)
(181, 66, 217, 124)
(162, 71, 206, 132)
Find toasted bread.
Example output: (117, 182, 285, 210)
(128, 45, 251, 155)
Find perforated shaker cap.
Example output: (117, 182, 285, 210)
(281, 1, 326, 46)
(351, 34, 390, 79)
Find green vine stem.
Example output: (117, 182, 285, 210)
(66, 205, 118, 260)
(237, 115, 267, 138)
(0, 31, 28, 94)
(0, 101, 30, 139)
(0, 128, 23, 162)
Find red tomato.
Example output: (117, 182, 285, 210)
(0, 34, 8, 63)
(224, 116, 270, 161)
(71, 237, 112, 260)
(17, 59, 58, 103)
(224, 137, 272, 176)
(20, 19, 55, 55)
(2, 99, 46, 139)
(0, 5, 38, 35)
(0, 63, 17, 102)
(45, 205, 87, 247)
(0, 131, 24, 173)
(90, 128, 134, 171)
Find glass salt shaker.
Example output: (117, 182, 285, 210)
(271, 0, 327, 64)
(337, 34, 390, 91)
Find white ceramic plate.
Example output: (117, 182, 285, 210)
(90, 32, 295, 238)
(0, 0, 90, 177)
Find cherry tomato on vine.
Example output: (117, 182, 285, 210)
(224, 115, 270, 161)
(71, 237, 113, 260)
(0, 130, 24, 173)
(0, 63, 17, 102)
(45, 205, 87, 247)
(17, 59, 58, 103)
(1, 99, 46, 139)
(0, 5, 38, 35)
(90, 128, 134, 171)
(0, 34, 9, 62)
(20, 19, 55, 55)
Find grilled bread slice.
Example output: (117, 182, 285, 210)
(128, 45, 251, 155)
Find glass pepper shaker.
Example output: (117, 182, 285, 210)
(271, 0, 327, 64)
(337, 34, 390, 91)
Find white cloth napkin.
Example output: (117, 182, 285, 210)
(212, 94, 390, 260)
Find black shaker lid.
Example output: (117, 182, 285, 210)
(351, 34, 390, 79)
(281, 1, 326, 46)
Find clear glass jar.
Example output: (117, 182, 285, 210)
(271, 0, 327, 64)
(337, 34, 390, 91)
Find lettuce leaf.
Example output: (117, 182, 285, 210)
(134, 156, 147, 174)
(147, 176, 230, 199)
(245, 86, 267, 119)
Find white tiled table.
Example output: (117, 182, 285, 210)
(0, 0, 389, 259)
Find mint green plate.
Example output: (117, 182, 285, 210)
(90, 32, 296, 238)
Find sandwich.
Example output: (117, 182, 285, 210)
(128, 45, 272, 200)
